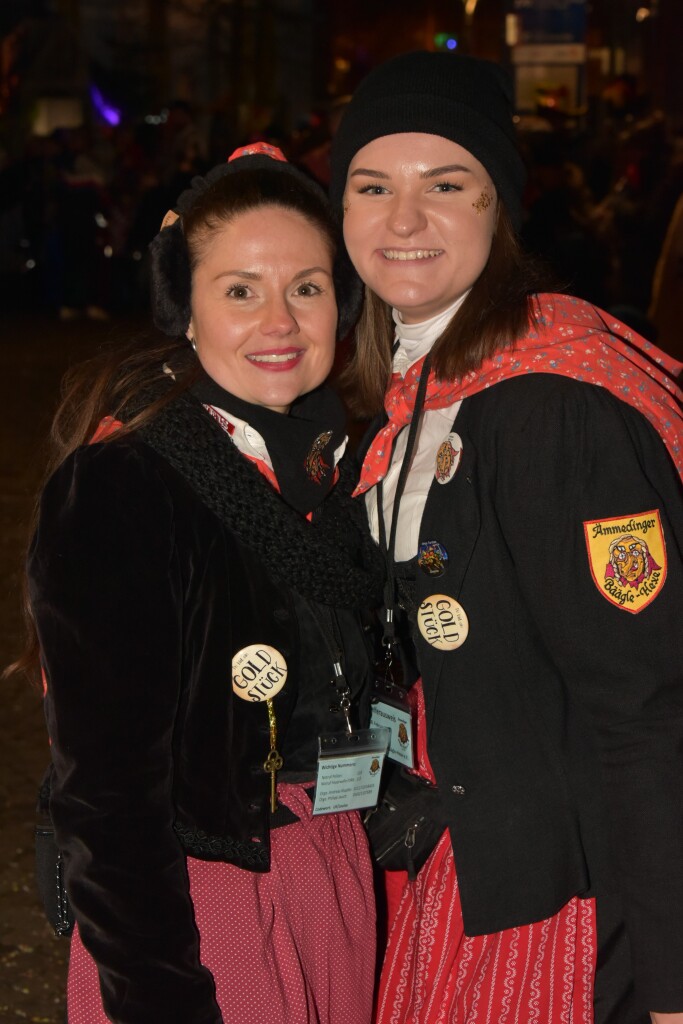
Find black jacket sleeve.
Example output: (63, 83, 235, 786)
(28, 441, 223, 1024)
(495, 376, 683, 1012)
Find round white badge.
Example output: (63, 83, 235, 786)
(435, 432, 463, 484)
(417, 595, 469, 651)
(231, 644, 288, 702)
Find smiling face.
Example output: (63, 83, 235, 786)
(188, 206, 338, 413)
(343, 133, 498, 323)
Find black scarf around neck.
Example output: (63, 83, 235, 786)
(134, 384, 384, 609)
(192, 372, 347, 516)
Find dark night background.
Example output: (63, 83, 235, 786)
(1, 2, 682, 1021)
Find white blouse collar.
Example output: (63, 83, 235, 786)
(392, 292, 469, 378)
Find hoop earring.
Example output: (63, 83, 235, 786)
(189, 336, 197, 353)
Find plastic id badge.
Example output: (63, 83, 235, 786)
(369, 698, 414, 768)
(312, 727, 391, 816)
(369, 672, 415, 769)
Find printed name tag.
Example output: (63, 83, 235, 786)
(370, 700, 414, 768)
(312, 728, 390, 815)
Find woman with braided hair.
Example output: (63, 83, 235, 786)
(25, 144, 385, 1024)
(330, 52, 683, 1024)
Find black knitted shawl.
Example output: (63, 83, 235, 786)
(135, 388, 385, 609)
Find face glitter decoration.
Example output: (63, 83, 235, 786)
(472, 188, 494, 214)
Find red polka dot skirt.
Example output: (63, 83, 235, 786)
(66, 783, 376, 1023)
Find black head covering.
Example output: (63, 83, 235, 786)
(330, 51, 526, 230)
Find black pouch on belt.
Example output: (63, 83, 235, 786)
(364, 765, 446, 881)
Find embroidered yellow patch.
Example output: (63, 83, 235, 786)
(583, 509, 667, 614)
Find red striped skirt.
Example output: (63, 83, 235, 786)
(377, 836, 596, 1024)
(375, 682, 597, 1024)
(67, 783, 376, 1024)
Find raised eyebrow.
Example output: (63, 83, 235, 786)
(423, 164, 473, 179)
(214, 269, 261, 282)
(348, 167, 391, 180)
(294, 266, 332, 280)
(348, 164, 472, 181)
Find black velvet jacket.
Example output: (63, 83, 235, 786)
(28, 417, 377, 1023)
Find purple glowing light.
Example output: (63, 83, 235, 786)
(90, 84, 121, 127)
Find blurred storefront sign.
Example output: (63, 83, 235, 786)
(511, 0, 586, 44)
(33, 97, 84, 136)
(512, 43, 586, 64)
(508, 0, 587, 115)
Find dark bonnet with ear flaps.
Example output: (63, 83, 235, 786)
(329, 51, 526, 231)
(149, 148, 363, 340)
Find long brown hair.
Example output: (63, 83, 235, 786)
(341, 204, 550, 417)
(47, 169, 342, 474)
(7, 168, 342, 683)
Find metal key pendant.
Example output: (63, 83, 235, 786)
(263, 698, 284, 812)
(264, 748, 284, 812)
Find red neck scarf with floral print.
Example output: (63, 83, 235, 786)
(355, 293, 683, 496)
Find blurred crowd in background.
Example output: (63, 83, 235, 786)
(1, 75, 683, 360)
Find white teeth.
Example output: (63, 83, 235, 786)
(248, 352, 300, 364)
(382, 249, 443, 261)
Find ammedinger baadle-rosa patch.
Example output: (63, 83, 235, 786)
(583, 509, 667, 614)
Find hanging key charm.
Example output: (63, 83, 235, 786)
(264, 748, 284, 812)
(263, 698, 284, 812)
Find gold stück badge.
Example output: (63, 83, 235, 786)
(583, 509, 667, 614)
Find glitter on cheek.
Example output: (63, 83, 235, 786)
(472, 189, 493, 214)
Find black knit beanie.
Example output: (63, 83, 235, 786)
(149, 144, 363, 340)
(330, 51, 526, 230)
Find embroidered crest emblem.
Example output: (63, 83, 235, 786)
(304, 430, 333, 483)
(435, 432, 463, 484)
(583, 509, 667, 614)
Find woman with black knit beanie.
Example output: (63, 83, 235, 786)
(330, 51, 683, 1024)
(24, 143, 387, 1024)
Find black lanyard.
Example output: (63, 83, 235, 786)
(305, 600, 355, 733)
(375, 353, 432, 649)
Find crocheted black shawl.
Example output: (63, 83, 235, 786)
(135, 388, 385, 609)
